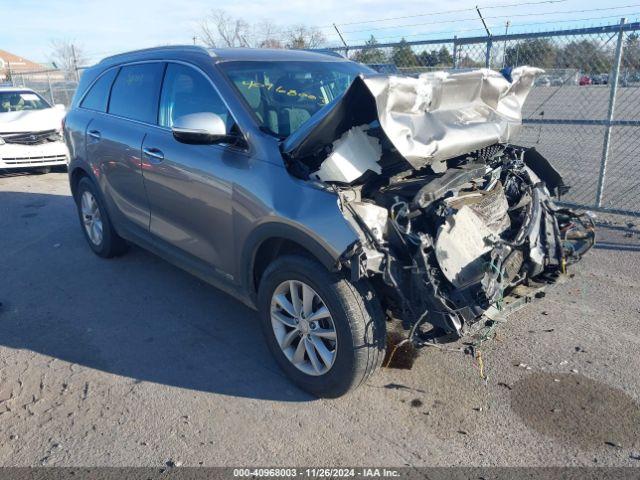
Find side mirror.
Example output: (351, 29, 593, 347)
(171, 112, 230, 145)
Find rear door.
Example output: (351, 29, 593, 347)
(86, 62, 164, 231)
(140, 62, 248, 278)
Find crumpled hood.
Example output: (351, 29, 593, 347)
(283, 66, 543, 173)
(0, 108, 65, 134)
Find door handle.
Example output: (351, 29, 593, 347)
(87, 130, 101, 141)
(143, 147, 164, 163)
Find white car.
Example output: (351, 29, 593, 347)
(0, 87, 69, 172)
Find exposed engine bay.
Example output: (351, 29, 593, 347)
(281, 67, 595, 345)
(335, 144, 595, 343)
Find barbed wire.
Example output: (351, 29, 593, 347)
(339, 3, 640, 34)
(78, 8, 640, 63)
(339, 13, 640, 44)
(325, 0, 572, 28)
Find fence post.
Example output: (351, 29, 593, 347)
(485, 37, 492, 68)
(596, 17, 626, 208)
(452, 36, 458, 69)
(47, 72, 55, 105)
(71, 44, 80, 83)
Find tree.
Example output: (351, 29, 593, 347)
(624, 33, 640, 71)
(285, 25, 325, 49)
(556, 40, 612, 74)
(417, 47, 452, 67)
(391, 38, 417, 67)
(200, 10, 250, 48)
(196, 10, 325, 50)
(437, 46, 453, 66)
(418, 49, 439, 67)
(504, 38, 558, 68)
(254, 20, 283, 49)
(352, 36, 386, 64)
(49, 40, 87, 80)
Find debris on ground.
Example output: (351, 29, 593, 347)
(528, 327, 554, 333)
(383, 383, 426, 393)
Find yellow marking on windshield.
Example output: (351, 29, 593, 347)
(240, 80, 326, 105)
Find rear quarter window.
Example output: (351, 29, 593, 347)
(108, 63, 165, 123)
(80, 68, 118, 112)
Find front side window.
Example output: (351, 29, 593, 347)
(0, 90, 50, 112)
(219, 60, 373, 137)
(158, 63, 230, 128)
(109, 63, 164, 123)
(81, 68, 118, 112)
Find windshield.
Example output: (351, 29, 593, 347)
(219, 60, 372, 137)
(0, 91, 50, 113)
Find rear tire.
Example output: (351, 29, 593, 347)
(258, 254, 386, 398)
(75, 177, 128, 258)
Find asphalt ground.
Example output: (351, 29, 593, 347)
(0, 170, 639, 467)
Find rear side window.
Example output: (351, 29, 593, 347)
(108, 63, 164, 123)
(80, 68, 118, 112)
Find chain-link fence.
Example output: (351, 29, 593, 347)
(6, 65, 79, 108)
(321, 19, 640, 216)
(5, 22, 639, 215)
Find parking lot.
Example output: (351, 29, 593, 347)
(516, 85, 640, 212)
(1, 170, 639, 467)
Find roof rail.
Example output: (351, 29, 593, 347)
(100, 45, 210, 63)
(303, 48, 345, 59)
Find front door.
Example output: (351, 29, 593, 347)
(140, 62, 248, 279)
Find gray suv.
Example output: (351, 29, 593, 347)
(64, 46, 594, 397)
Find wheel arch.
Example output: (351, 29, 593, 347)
(242, 223, 344, 303)
(69, 165, 95, 200)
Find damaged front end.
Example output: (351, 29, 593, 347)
(339, 145, 595, 344)
(282, 67, 595, 346)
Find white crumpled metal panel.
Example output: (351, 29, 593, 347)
(362, 67, 543, 172)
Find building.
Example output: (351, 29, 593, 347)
(0, 49, 64, 83)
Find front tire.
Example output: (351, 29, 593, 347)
(258, 254, 386, 398)
(75, 177, 128, 258)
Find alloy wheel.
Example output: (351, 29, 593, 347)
(80, 191, 103, 246)
(270, 280, 337, 376)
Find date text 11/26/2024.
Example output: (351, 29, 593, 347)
(232, 468, 401, 477)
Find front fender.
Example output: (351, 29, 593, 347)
(241, 221, 349, 301)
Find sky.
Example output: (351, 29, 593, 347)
(1, 0, 637, 64)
